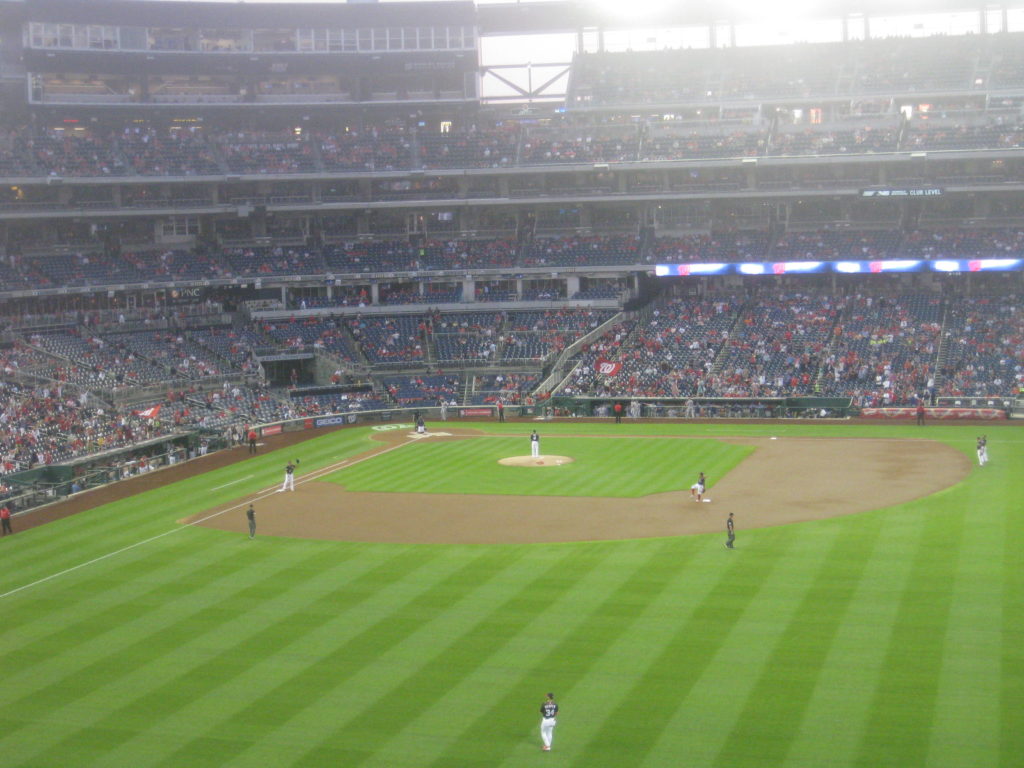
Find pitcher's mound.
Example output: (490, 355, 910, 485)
(499, 455, 575, 467)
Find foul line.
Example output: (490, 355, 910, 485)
(0, 439, 413, 600)
(210, 474, 255, 491)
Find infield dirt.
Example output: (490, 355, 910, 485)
(187, 428, 970, 544)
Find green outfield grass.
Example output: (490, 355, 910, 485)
(323, 435, 752, 496)
(0, 421, 1020, 768)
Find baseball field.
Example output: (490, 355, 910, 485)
(0, 419, 1019, 767)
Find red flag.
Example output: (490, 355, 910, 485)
(138, 404, 162, 419)
(595, 359, 622, 376)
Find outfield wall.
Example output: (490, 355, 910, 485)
(256, 405, 499, 438)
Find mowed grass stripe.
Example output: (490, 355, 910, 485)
(303, 545, 617, 768)
(0, 540, 288, 764)
(527, 538, 771, 768)
(707, 515, 885, 767)
(352, 540, 659, 768)
(1, 535, 279, 713)
(852, 500, 966, 767)
(134, 544, 457, 768)
(422, 538, 694, 768)
(925, 481, 1004, 768)
(53, 544, 446, 768)
(22, 543, 358, 768)
(772, 504, 924, 768)
(632, 523, 835, 767)
(163, 548, 527, 768)
(0, 530, 232, 671)
(0, 490, 242, 592)
(0, 428, 376, 589)
(325, 436, 751, 498)
(1001, 459, 1024, 768)
(572, 528, 797, 766)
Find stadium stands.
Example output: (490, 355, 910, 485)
(2, 14, 1023, 492)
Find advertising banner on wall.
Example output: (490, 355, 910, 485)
(860, 407, 1006, 420)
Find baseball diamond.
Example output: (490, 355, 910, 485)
(185, 428, 970, 544)
(1, 419, 1019, 768)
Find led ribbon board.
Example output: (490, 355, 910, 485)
(655, 258, 1024, 276)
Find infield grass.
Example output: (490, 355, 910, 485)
(322, 435, 753, 496)
(0, 420, 1019, 768)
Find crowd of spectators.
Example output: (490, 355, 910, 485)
(217, 130, 317, 174)
(713, 294, 840, 397)
(118, 124, 223, 176)
(938, 294, 1024, 398)
(470, 373, 538, 405)
(555, 289, 1019, 405)
(1, 287, 1021, 490)
(0, 380, 177, 474)
(382, 374, 460, 407)
(818, 294, 944, 406)
(2, 104, 1023, 183)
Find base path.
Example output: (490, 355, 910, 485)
(191, 430, 971, 544)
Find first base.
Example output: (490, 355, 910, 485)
(703, 498, 712, 503)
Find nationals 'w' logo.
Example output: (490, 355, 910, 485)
(595, 359, 622, 376)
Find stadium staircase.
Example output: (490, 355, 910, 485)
(539, 310, 627, 396)
(308, 137, 326, 173)
(895, 114, 910, 151)
(970, 56, 994, 95)
(423, 324, 437, 366)
(932, 299, 954, 394)
(343, 324, 373, 367)
(834, 62, 857, 96)
(705, 301, 751, 379)
(810, 308, 848, 394)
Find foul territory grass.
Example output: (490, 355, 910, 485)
(0, 421, 1019, 768)
(322, 435, 753, 496)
